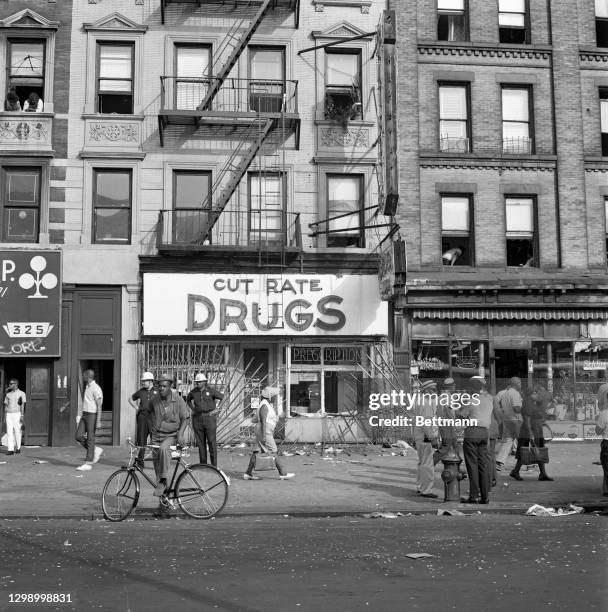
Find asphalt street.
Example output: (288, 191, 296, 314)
(0, 514, 606, 612)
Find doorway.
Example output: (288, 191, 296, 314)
(494, 349, 529, 392)
(79, 360, 114, 445)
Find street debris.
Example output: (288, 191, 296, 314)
(525, 503, 584, 517)
(437, 509, 465, 516)
(361, 511, 404, 519)
(295, 450, 307, 456)
(63, 540, 71, 547)
(405, 553, 434, 559)
(32, 460, 48, 464)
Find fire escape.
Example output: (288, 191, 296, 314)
(157, 0, 301, 265)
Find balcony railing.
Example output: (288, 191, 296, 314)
(159, 77, 298, 116)
(157, 208, 302, 251)
(502, 136, 532, 154)
(439, 136, 470, 153)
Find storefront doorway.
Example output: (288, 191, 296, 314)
(494, 348, 529, 391)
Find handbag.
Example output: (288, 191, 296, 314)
(519, 439, 549, 465)
(254, 453, 276, 471)
(182, 415, 197, 448)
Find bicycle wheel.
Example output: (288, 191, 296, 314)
(102, 468, 140, 521)
(176, 464, 229, 519)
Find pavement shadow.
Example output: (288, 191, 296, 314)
(317, 474, 417, 501)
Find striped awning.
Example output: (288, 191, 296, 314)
(413, 309, 608, 321)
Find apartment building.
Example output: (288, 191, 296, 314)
(1, 0, 392, 447)
(393, 0, 608, 440)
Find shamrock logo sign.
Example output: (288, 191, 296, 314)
(18, 256, 58, 299)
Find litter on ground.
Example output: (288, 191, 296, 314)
(525, 503, 584, 517)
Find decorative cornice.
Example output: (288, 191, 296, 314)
(313, 0, 371, 13)
(83, 12, 148, 33)
(312, 21, 372, 40)
(0, 8, 60, 30)
(579, 48, 608, 63)
(418, 43, 551, 61)
(419, 157, 556, 172)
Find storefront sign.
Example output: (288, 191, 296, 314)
(411, 357, 448, 371)
(143, 274, 388, 336)
(0, 251, 61, 357)
(582, 360, 608, 371)
(378, 241, 395, 301)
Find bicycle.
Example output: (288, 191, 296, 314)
(101, 439, 230, 522)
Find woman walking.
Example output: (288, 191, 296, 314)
(243, 387, 294, 481)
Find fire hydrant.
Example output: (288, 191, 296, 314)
(440, 445, 465, 502)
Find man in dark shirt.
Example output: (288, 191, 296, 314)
(186, 373, 224, 466)
(128, 372, 158, 468)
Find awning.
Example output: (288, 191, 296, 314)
(413, 309, 608, 321)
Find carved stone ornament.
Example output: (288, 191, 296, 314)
(0, 120, 48, 142)
(89, 122, 138, 142)
(320, 127, 369, 148)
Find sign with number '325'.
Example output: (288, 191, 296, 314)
(0, 250, 61, 357)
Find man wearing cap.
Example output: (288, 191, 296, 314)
(128, 372, 158, 468)
(413, 379, 440, 498)
(149, 374, 190, 501)
(186, 373, 224, 467)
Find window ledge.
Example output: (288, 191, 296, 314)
(419, 41, 552, 59)
(0, 111, 54, 118)
(82, 114, 145, 121)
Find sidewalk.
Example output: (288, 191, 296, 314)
(0, 442, 606, 519)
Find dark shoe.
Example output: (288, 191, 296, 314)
(6, 451, 14, 456)
(15, 449, 21, 454)
(419, 492, 438, 499)
(538, 475, 554, 481)
(491, 479, 497, 487)
(509, 471, 523, 481)
(496, 462, 503, 471)
(461, 498, 480, 504)
(153, 481, 167, 496)
(479, 499, 490, 504)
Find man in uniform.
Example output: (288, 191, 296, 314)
(186, 373, 224, 467)
(128, 372, 158, 468)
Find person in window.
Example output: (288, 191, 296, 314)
(4, 88, 21, 112)
(23, 92, 43, 113)
(442, 247, 462, 266)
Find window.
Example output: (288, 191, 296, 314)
(7, 40, 45, 110)
(437, 0, 468, 42)
(327, 174, 364, 248)
(439, 84, 470, 152)
(92, 169, 132, 244)
(249, 47, 285, 113)
(249, 172, 285, 246)
(502, 86, 533, 154)
(605, 198, 608, 261)
(1, 168, 41, 243)
(175, 44, 210, 110)
(597, 0, 608, 47)
(601, 89, 608, 156)
(441, 195, 474, 266)
(324, 50, 362, 122)
(498, 0, 529, 44)
(96, 43, 134, 114)
(172, 170, 211, 244)
(505, 196, 536, 266)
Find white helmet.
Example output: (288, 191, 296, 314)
(141, 372, 154, 382)
(194, 373, 207, 382)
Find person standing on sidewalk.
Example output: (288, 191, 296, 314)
(460, 376, 494, 504)
(186, 373, 223, 467)
(75, 369, 104, 471)
(433, 378, 466, 478)
(243, 387, 294, 481)
(128, 372, 158, 469)
(494, 377, 523, 471)
(4, 379, 26, 455)
(595, 392, 608, 496)
(413, 379, 440, 499)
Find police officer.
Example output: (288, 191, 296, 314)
(186, 373, 223, 466)
(128, 372, 158, 468)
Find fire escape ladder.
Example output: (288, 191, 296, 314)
(200, 118, 275, 243)
(197, 0, 274, 112)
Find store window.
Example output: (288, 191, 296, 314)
(1, 167, 41, 242)
(437, 0, 468, 42)
(288, 346, 366, 415)
(7, 39, 45, 110)
(96, 43, 134, 114)
(574, 340, 608, 422)
(505, 196, 536, 267)
(175, 44, 210, 110)
(92, 169, 132, 244)
(411, 340, 450, 383)
(498, 0, 529, 44)
(450, 340, 487, 389)
(531, 341, 574, 420)
(441, 194, 474, 266)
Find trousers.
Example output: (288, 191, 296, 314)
(75, 412, 97, 462)
(495, 420, 521, 464)
(463, 428, 490, 501)
(416, 442, 435, 495)
(192, 413, 217, 466)
(5, 412, 22, 451)
(600, 440, 608, 495)
(135, 411, 151, 461)
(151, 434, 176, 482)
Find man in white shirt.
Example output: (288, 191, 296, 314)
(595, 400, 608, 496)
(413, 379, 440, 498)
(494, 377, 523, 468)
(75, 369, 104, 471)
(4, 379, 26, 455)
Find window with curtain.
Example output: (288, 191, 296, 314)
(499, 0, 529, 44)
(605, 197, 608, 263)
(441, 195, 473, 266)
(175, 45, 210, 110)
(502, 86, 533, 153)
(324, 50, 362, 122)
(437, 0, 468, 42)
(92, 169, 132, 244)
(249, 173, 285, 245)
(601, 89, 608, 156)
(1, 168, 41, 242)
(248, 47, 285, 113)
(96, 43, 134, 114)
(7, 40, 45, 110)
(439, 84, 470, 152)
(597, 0, 608, 47)
(326, 174, 363, 248)
(172, 170, 212, 244)
(505, 196, 536, 266)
